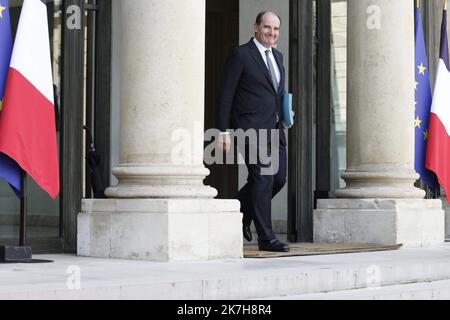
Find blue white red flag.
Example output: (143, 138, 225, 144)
(0, 0, 21, 197)
(0, 0, 59, 198)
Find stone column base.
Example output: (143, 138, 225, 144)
(314, 199, 444, 247)
(441, 197, 450, 240)
(78, 199, 243, 262)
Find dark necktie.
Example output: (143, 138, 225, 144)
(265, 50, 278, 91)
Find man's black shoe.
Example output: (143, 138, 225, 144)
(243, 225, 252, 242)
(258, 239, 290, 252)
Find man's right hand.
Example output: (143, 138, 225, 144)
(218, 133, 231, 153)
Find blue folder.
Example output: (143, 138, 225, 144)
(282, 91, 294, 127)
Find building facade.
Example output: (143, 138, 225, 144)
(0, 0, 447, 259)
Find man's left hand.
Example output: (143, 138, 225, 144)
(281, 122, 291, 129)
(281, 110, 296, 129)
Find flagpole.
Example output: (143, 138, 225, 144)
(19, 170, 28, 247)
(0, 169, 32, 263)
(445, 0, 448, 11)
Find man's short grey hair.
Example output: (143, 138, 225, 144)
(255, 11, 281, 25)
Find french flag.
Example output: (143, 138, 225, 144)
(426, 9, 450, 199)
(0, 0, 59, 198)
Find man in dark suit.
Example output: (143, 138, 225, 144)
(216, 11, 290, 252)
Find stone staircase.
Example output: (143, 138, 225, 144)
(2, 245, 450, 299)
(262, 279, 450, 300)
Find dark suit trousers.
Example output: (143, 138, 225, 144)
(237, 130, 287, 241)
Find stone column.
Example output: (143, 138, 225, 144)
(105, 0, 215, 199)
(337, 0, 423, 199)
(78, 0, 242, 261)
(314, 0, 444, 247)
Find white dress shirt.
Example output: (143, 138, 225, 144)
(253, 38, 281, 86)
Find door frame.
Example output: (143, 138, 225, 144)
(60, 0, 85, 253)
(288, 0, 316, 242)
(61, 0, 111, 253)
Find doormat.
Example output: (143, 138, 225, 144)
(244, 243, 403, 258)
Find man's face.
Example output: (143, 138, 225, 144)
(254, 13, 280, 49)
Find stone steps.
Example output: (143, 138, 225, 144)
(262, 279, 450, 300)
(1, 246, 450, 299)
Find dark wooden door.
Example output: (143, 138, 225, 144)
(204, 0, 239, 199)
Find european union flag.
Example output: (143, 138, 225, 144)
(0, 0, 21, 197)
(414, 5, 439, 196)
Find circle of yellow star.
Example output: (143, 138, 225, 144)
(414, 80, 419, 90)
(415, 116, 422, 128)
(423, 130, 429, 140)
(0, 5, 6, 19)
(418, 63, 427, 75)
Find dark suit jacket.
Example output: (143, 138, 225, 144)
(216, 38, 286, 136)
